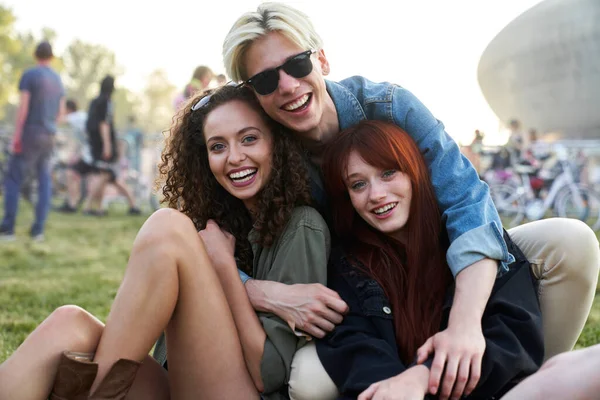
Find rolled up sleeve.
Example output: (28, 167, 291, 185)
(392, 86, 511, 276)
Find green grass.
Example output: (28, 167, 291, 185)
(0, 200, 146, 362)
(0, 201, 599, 362)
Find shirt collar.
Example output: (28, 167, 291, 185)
(325, 79, 366, 130)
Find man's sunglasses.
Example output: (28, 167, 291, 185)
(245, 50, 316, 96)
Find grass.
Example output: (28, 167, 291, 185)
(0, 200, 146, 362)
(0, 201, 599, 362)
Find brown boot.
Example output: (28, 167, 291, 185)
(88, 358, 142, 400)
(49, 351, 98, 400)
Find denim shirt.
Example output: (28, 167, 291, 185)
(326, 76, 513, 276)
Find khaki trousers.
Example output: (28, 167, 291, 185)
(289, 218, 600, 400)
(507, 218, 599, 359)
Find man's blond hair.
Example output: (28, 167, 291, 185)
(223, 2, 323, 82)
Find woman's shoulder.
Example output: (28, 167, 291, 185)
(286, 206, 329, 232)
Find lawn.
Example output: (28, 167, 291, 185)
(1, 202, 599, 362)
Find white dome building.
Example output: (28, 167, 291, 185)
(477, 0, 600, 139)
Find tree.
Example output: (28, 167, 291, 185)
(113, 87, 140, 133)
(62, 39, 120, 110)
(140, 69, 176, 135)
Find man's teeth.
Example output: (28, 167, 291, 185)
(373, 203, 397, 215)
(229, 169, 257, 180)
(283, 94, 310, 111)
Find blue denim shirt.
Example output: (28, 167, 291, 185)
(327, 76, 513, 276)
(238, 76, 513, 283)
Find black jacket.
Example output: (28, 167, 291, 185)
(316, 231, 544, 400)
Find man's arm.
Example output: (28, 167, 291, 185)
(391, 85, 511, 276)
(99, 121, 112, 160)
(417, 258, 497, 399)
(450, 258, 497, 327)
(56, 97, 66, 125)
(12, 91, 30, 153)
(245, 279, 348, 338)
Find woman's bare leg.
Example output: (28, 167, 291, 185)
(0, 305, 170, 400)
(0, 305, 103, 400)
(90, 208, 258, 399)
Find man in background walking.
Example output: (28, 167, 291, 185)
(0, 41, 65, 241)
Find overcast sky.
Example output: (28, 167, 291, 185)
(4, 0, 544, 144)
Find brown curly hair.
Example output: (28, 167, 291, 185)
(158, 85, 312, 273)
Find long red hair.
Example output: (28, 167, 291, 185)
(322, 120, 453, 364)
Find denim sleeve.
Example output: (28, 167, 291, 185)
(391, 86, 512, 276)
(237, 268, 251, 284)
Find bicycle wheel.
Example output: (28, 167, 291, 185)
(489, 183, 526, 227)
(555, 184, 600, 230)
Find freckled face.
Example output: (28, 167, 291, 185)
(345, 151, 412, 242)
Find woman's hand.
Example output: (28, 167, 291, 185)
(416, 323, 485, 400)
(198, 219, 236, 269)
(358, 365, 430, 400)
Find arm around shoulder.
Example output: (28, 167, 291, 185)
(391, 85, 509, 276)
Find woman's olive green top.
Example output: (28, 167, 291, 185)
(153, 206, 330, 398)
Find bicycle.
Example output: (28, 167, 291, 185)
(489, 145, 600, 231)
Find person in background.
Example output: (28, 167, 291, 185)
(0, 40, 65, 242)
(123, 115, 144, 175)
(216, 73, 228, 86)
(507, 119, 525, 160)
(82, 75, 140, 216)
(173, 65, 214, 111)
(56, 99, 90, 213)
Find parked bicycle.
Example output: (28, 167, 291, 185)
(489, 145, 600, 231)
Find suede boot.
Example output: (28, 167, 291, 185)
(49, 351, 98, 400)
(88, 358, 142, 400)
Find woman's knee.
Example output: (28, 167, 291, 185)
(131, 209, 209, 277)
(41, 305, 103, 351)
(134, 209, 200, 256)
(139, 209, 198, 245)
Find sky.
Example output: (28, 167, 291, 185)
(3, 0, 545, 145)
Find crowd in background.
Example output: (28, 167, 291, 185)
(0, 40, 229, 242)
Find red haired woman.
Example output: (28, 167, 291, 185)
(317, 120, 544, 400)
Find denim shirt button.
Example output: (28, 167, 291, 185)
(383, 306, 392, 314)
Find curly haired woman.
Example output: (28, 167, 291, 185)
(0, 85, 330, 400)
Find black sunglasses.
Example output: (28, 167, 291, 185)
(245, 50, 316, 96)
(191, 81, 243, 111)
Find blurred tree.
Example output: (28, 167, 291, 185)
(62, 39, 120, 110)
(113, 87, 140, 133)
(0, 5, 19, 121)
(140, 69, 176, 135)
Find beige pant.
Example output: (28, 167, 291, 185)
(288, 218, 600, 400)
(508, 218, 599, 358)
